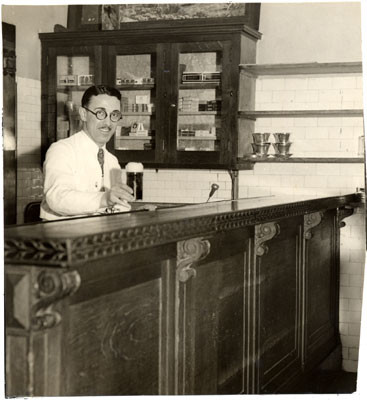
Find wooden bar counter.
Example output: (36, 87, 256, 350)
(4, 193, 361, 396)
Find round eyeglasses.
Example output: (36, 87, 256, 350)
(83, 107, 122, 122)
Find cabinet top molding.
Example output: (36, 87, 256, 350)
(239, 62, 363, 76)
(4, 193, 360, 267)
(39, 16, 262, 42)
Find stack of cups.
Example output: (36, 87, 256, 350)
(272, 133, 292, 157)
(251, 133, 271, 157)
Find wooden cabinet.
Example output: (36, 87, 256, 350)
(40, 17, 261, 169)
(5, 193, 359, 396)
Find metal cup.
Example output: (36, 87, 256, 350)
(252, 132, 270, 144)
(273, 132, 290, 143)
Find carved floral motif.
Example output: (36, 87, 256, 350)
(4, 238, 68, 265)
(31, 270, 81, 331)
(337, 207, 354, 228)
(177, 238, 211, 282)
(255, 222, 280, 256)
(304, 212, 324, 240)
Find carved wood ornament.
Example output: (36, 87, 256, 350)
(255, 222, 280, 256)
(177, 238, 211, 282)
(31, 270, 81, 330)
(304, 211, 324, 240)
(337, 206, 354, 228)
(4, 195, 358, 267)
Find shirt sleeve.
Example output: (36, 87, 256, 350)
(43, 141, 105, 216)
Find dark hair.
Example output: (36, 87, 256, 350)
(81, 85, 121, 107)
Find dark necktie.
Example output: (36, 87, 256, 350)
(97, 148, 104, 177)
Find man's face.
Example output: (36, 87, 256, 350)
(80, 94, 121, 147)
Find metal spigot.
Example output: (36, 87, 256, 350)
(207, 183, 219, 202)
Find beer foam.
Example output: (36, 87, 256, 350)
(125, 162, 144, 173)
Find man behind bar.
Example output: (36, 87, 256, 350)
(40, 85, 133, 220)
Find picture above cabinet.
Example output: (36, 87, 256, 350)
(40, 17, 262, 169)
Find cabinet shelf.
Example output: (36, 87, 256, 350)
(178, 136, 217, 141)
(179, 83, 220, 90)
(239, 109, 364, 120)
(117, 136, 153, 140)
(116, 84, 155, 90)
(56, 85, 93, 91)
(179, 111, 219, 116)
(239, 62, 363, 76)
(121, 112, 153, 116)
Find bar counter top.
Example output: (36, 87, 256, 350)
(4, 192, 360, 267)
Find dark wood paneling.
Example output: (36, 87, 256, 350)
(2, 22, 17, 225)
(5, 335, 28, 396)
(175, 229, 251, 395)
(65, 279, 161, 395)
(256, 218, 303, 393)
(304, 210, 339, 369)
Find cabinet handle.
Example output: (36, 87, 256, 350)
(162, 140, 165, 151)
(170, 104, 176, 108)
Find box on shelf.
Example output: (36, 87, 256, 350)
(182, 72, 221, 83)
(78, 75, 94, 85)
(115, 137, 152, 150)
(116, 77, 155, 85)
(58, 75, 78, 86)
(177, 138, 216, 151)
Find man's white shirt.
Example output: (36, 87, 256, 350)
(40, 130, 131, 220)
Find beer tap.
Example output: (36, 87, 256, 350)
(206, 183, 219, 202)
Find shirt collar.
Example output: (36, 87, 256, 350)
(80, 130, 107, 152)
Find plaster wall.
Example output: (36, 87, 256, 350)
(1, 5, 68, 80)
(257, 2, 362, 63)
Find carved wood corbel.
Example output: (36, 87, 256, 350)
(177, 238, 211, 282)
(255, 222, 280, 257)
(304, 211, 324, 240)
(31, 270, 81, 330)
(337, 206, 354, 228)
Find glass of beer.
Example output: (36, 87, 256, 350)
(125, 162, 144, 200)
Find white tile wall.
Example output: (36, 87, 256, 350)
(16, 77, 43, 223)
(254, 74, 364, 158)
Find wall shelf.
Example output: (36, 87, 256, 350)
(239, 62, 363, 76)
(238, 109, 364, 120)
(239, 156, 364, 164)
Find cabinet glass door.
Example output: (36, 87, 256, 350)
(177, 51, 221, 152)
(55, 52, 96, 140)
(108, 45, 158, 164)
(172, 43, 228, 166)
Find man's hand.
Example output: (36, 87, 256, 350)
(101, 184, 134, 207)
